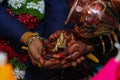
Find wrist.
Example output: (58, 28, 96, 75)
(28, 36, 43, 46)
(20, 32, 39, 45)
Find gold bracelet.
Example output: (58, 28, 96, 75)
(108, 34, 114, 50)
(99, 36, 105, 54)
(112, 31, 119, 43)
(117, 25, 120, 31)
(28, 36, 40, 46)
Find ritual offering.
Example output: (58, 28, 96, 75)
(40, 0, 120, 61)
(41, 30, 93, 60)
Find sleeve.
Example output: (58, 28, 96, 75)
(0, 5, 29, 53)
(0, 5, 28, 43)
(34, 0, 74, 39)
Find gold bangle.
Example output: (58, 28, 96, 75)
(99, 36, 105, 54)
(117, 25, 120, 31)
(28, 36, 40, 46)
(112, 31, 119, 43)
(108, 34, 114, 50)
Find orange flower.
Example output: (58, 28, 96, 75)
(0, 63, 17, 80)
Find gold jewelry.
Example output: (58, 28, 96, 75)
(99, 36, 105, 54)
(108, 34, 114, 50)
(28, 36, 40, 46)
(117, 25, 120, 31)
(112, 31, 118, 43)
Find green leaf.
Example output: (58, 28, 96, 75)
(9, 58, 26, 70)
(24, 8, 44, 19)
(9, 0, 45, 19)
(26, 0, 39, 3)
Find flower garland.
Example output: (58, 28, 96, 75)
(8, 0, 45, 19)
(6, 0, 45, 29)
(0, 52, 26, 80)
(10, 58, 26, 80)
(0, 39, 27, 80)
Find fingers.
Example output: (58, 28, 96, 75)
(49, 30, 62, 39)
(28, 51, 59, 68)
(28, 51, 39, 66)
(29, 51, 61, 68)
(28, 38, 45, 66)
(48, 60, 67, 69)
(28, 51, 43, 68)
(62, 56, 85, 68)
(43, 59, 60, 67)
(43, 59, 67, 69)
(44, 52, 85, 68)
(29, 49, 66, 69)
(71, 56, 85, 67)
(51, 51, 81, 61)
(64, 52, 80, 60)
(28, 39, 67, 69)
(29, 46, 44, 64)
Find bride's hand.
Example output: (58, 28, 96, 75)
(28, 37, 67, 68)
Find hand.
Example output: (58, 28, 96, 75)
(42, 29, 93, 68)
(28, 37, 44, 66)
(65, 41, 93, 60)
(49, 56, 85, 68)
(28, 37, 67, 68)
(50, 40, 93, 61)
(63, 56, 85, 67)
(49, 40, 93, 68)
(62, 42, 93, 68)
